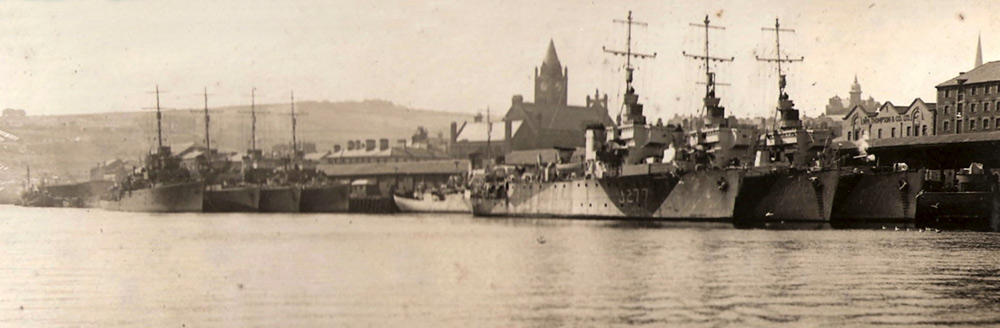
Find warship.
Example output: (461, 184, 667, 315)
(471, 12, 694, 220)
(285, 91, 350, 213)
(99, 86, 204, 213)
(730, 18, 843, 229)
(200, 87, 262, 213)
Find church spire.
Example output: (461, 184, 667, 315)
(541, 39, 562, 73)
(975, 33, 983, 68)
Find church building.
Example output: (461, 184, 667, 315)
(450, 40, 614, 161)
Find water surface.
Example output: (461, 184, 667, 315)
(2, 205, 1000, 327)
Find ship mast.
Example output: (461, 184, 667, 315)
(485, 106, 491, 164)
(290, 91, 297, 155)
(251, 87, 257, 152)
(603, 11, 657, 125)
(203, 87, 211, 151)
(683, 15, 733, 124)
(756, 18, 803, 130)
(155, 85, 163, 150)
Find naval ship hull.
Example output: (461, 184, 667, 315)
(204, 186, 260, 212)
(99, 181, 204, 213)
(471, 174, 684, 219)
(394, 191, 470, 213)
(733, 170, 843, 229)
(830, 170, 925, 229)
(300, 185, 349, 213)
(259, 186, 301, 213)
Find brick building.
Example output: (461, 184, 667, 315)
(935, 60, 1000, 135)
(843, 98, 936, 141)
(450, 40, 614, 161)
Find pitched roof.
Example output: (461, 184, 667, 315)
(937, 60, 1000, 88)
(456, 120, 522, 142)
(327, 146, 450, 159)
(505, 149, 561, 165)
(318, 159, 470, 177)
(506, 102, 614, 132)
(869, 130, 1000, 148)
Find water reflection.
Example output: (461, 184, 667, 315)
(3, 206, 1000, 327)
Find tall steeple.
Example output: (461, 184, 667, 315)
(975, 33, 984, 68)
(534, 39, 568, 105)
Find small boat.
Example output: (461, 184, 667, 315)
(393, 190, 471, 213)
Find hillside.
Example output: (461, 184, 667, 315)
(0, 99, 473, 184)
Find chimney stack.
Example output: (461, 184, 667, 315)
(379, 138, 389, 151)
(365, 139, 376, 151)
(347, 140, 355, 151)
(397, 139, 407, 148)
(334, 144, 342, 152)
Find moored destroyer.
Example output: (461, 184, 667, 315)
(472, 12, 752, 221)
(99, 86, 204, 213)
(731, 18, 843, 229)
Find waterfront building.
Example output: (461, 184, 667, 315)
(449, 40, 614, 161)
(842, 98, 936, 141)
(935, 36, 999, 136)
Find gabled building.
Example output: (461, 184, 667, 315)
(843, 98, 936, 141)
(450, 40, 614, 162)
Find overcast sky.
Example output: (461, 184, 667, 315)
(0, 0, 997, 120)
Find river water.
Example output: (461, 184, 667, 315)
(3, 205, 1000, 327)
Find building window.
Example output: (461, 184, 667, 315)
(923, 125, 928, 136)
(986, 118, 991, 130)
(972, 103, 977, 113)
(944, 121, 950, 132)
(956, 120, 962, 133)
(972, 87, 978, 95)
(847, 131, 852, 141)
(907, 126, 912, 136)
(958, 103, 964, 114)
(945, 89, 951, 98)
(988, 102, 992, 112)
(892, 127, 897, 138)
(944, 105, 950, 115)
(971, 119, 976, 131)
(877, 128, 882, 138)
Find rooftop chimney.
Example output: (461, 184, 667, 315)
(365, 139, 376, 151)
(379, 138, 389, 151)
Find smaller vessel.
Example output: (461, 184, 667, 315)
(100, 86, 203, 213)
(393, 177, 471, 214)
(198, 88, 261, 213)
(915, 163, 1000, 231)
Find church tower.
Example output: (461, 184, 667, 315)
(534, 40, 569, 105)
(848, 75, 862, 107)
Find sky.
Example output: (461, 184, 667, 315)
(0, 0, 997, 121)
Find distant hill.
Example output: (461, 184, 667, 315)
(0, 99, 473, 184)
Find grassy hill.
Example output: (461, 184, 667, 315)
(0, 99, 472, 184)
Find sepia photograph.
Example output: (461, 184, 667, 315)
(3, 0, 1000, 326)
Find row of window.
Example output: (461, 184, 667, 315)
(942, 101, 1000, 115)
(944, 84, 1000, 98)
(327, 157, 419, 164)
(847, 125, 930, 140)
(941, 117, 1000, 133)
